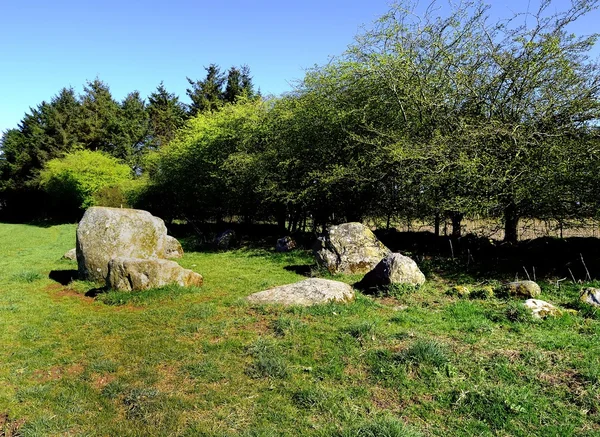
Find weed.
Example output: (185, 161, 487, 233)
(246, 338, 288, 379)
(122, 387, 160, 420)
(450, 386, 530, 430)
(12, 271, 42, 283)
(271, 316, 304, 336)
(291, 387, 328, 409)
(344, 321, 377, 341)
(398, 340, 449, 368)
(504, 302, 534, 323)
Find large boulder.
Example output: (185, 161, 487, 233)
(165, 235, 184, 259)
(247, 278, 354, 306)
(358, 253, 425, 290)
(314, 222, 391, 274)
(501, 281, 541, 298)
(76, 207, 168, 282)
(580, 287, 600, 307)
(107, 257, 203, 291)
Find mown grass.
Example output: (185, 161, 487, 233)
(1, 222, 600, 436)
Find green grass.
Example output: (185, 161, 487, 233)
(1, 222, 600, 436)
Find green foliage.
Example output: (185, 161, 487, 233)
(146, 97, 269, 222)
(39, 150, 133, 216)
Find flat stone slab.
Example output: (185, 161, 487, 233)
(247, 278, 354, 306)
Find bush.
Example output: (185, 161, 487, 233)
(39, 150, 134, 219)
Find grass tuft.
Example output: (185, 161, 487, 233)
(246, 338, 289, 379)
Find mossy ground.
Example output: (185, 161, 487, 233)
(1, 223, 599, 436)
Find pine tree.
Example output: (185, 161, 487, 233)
(147, 82, 188, 148)
(186, 64, 225, 115)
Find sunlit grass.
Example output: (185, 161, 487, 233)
(1, 222, 599, 436)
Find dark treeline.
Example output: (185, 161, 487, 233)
(2, 0, 600, 243)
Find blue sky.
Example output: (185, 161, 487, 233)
(1, 0, 599, 134)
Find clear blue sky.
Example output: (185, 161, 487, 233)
(1, 0, 598, 134)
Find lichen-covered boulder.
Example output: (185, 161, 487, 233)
(76, 207, 168, 282)
(314, 222, 391, 274)
(358, 253, 425, 290)
(107, 257, 203, 291)
(580, 287, 600, 307)
(524, 299, 562, 318)
(502, 281, 541, 298)
(63, 248, 77, 261)
(247, 278, 354, 306)
(276, 236, 296, 252)
(165, 235, 184, 259)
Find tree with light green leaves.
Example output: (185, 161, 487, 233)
(39, 150, 134, 219)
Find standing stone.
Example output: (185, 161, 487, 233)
(165, 235, 184, 259)
(107, 257, 203, 291)
(247, 278, 354, 306)
(314, 222, 391, 274)
(580, 287, 600, 307)
(358, 253, 425, 289)
(501, 281, 541, 298)
(62, 248, 77, 261)
(76, 207, 168, 283)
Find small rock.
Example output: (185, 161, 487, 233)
(107, 257, 203, 291)
(580, 287, 600, 307)
(216, 230, 236, 250)
(63, 248, 77, 261)
(524, 299, 562, 318)
(502, 281, 541, 298)
(359, 253, 425, 289)
(165, 235, 184, 259)
(247, 278, 354, 306)
(276, 236, 296, 252)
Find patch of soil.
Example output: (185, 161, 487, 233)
(91, 374, 116, 390)
(44, 283, 94, 303)
(0, 412, 25, 437)
(33, 363, 84, 383)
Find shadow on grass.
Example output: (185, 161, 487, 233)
(85, 287, 107, 298)
(48, 269, 78, 285)
(283, 264, 314, 276)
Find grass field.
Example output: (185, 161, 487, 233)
(1, 223, 599, 436)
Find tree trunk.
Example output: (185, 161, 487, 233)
(434, 210, 440, 237)
(448, 211, 464, 237)
(503, 202, 519, 244)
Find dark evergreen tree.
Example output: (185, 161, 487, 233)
(186, 64, 226, 115)
(147, 82, 187, 148)
(223, 66, 243, 103)
(79, 79, 120, 154)
(113, 91, 150, 164)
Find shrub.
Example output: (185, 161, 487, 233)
(39, 150, 133, 219)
